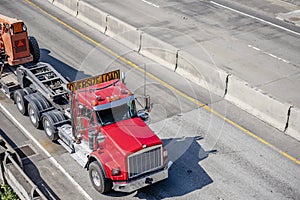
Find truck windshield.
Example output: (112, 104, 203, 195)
(95, 102, 137, 126)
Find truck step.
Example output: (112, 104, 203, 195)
(57, 138, 87, 168)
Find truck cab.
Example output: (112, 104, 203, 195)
(60, 71, 172, 193)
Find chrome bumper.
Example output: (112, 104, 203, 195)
(112, 161, 173, 193)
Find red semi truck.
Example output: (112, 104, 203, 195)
(63, 69, 172, 193)
(0, 62, 172, 193)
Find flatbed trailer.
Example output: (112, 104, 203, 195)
(0, 62, 72, 140)
(0, 64, 20, 97)
(1, 62, 69, 104)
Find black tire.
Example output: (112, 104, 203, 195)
(23, 87, 34, 95)
(89, 162, 112, 194)
(42, 110, 65, 141)
(27, 93, 50, 129)
(14, 89, 28, 115)
(28, 102, 41, 128)
(28, 36, 40, 63)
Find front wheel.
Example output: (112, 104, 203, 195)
(89, 162, 112, 194)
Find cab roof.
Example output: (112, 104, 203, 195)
(76, 79, 132, 108)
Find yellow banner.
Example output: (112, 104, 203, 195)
(67, 69, 120, 92)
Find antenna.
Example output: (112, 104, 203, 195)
(143, 64, 151, 112)
(144, 64, 147, 97)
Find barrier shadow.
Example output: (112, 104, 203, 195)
(0, 128, 60, 200)
(39, 48, 89, 81)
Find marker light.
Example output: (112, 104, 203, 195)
(106, 95, 120, 102)
(106, 96, 111, 102)
(91, 100, 98, 106)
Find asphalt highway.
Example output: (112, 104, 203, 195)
(0, 0, 299, 199)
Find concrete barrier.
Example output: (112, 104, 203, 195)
(77, 1, 108, 33)
(176, 50, 228, 97)
(286, 107, 300, 141)
(53, 0, 79, 16)
(106, 15, 141, 52)
(139, 33, 178, 71)
(225, 76, 290, 132)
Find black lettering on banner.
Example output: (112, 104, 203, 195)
(67, 69, 120, 92)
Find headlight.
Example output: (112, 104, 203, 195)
(163, 150, 168, 157)
(112, 167, 121, 176)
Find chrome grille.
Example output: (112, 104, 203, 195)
(128, 145, 163, 178)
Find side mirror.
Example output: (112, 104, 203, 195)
(121, 72, 126, 84)
(138, 110, 149, 122)
(88, 130, 105, 150)
(97, 134, 105, 144)
(76, 117, 83, 129)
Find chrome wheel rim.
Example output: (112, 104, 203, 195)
(91, 170, 101, 187)
(29, 107, 37, 124)
(16, 96, 22, 111)
(44, 120, 52, 137)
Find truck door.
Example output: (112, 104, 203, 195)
(76, 104, 97, 141)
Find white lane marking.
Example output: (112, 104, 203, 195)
(248, 44, 290, 64)
(210, 1, 300, 37)
(0, 103, 93, 200)
(141, 0, 160, 8)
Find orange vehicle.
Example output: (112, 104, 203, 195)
(0, 14, 39, 66)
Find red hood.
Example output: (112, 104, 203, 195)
(101, 118, 162, 155)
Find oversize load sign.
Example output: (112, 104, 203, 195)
(67, 69, 120, 92)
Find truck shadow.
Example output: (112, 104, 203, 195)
(138, 136, 215, 199)
(107, 136, 215, 199)
(40, 48, 89, 81)
(0, 129, 60, 200)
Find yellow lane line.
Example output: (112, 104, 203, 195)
(25, 0, 300, 166)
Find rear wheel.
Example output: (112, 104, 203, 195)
(42, 110, 65, 141)
(14, 89, 27, 115)
(89, 162, 112, 194)
(23, 87, 34, 95)
(28, 102, 41, 128)
(28, 36, 40, 63)
(27, 93, 50, 128)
